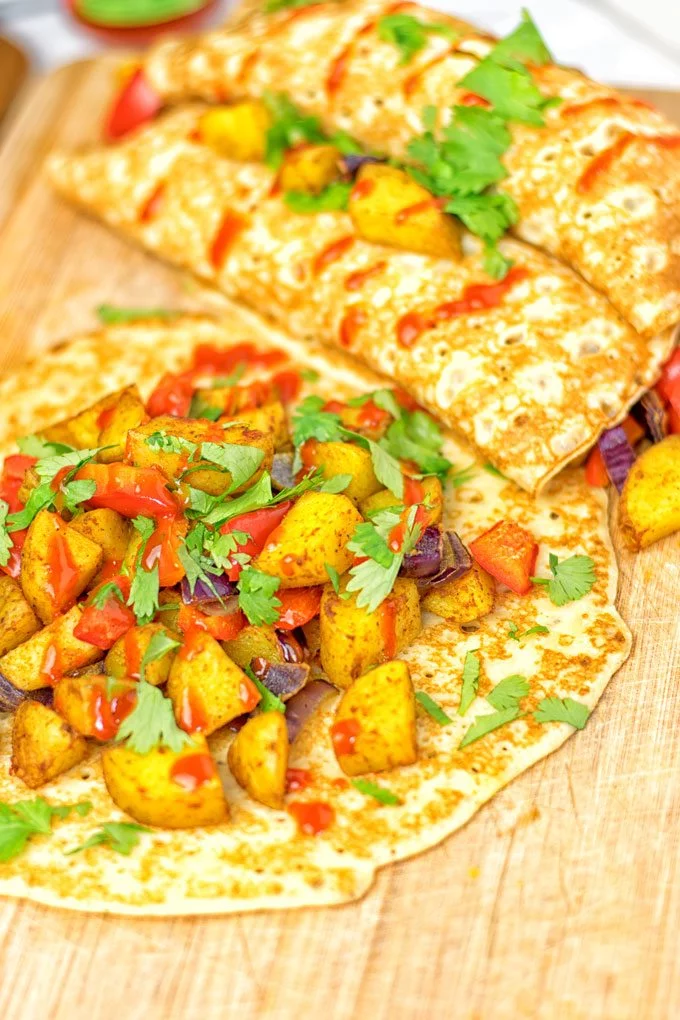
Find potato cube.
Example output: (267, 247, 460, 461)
(105, 622, 178, 685)
(0, 575, 40, 656)
(222, 624, 284, 670)
(360, 475, 443, 525)
(279, 143, 341, 195)
(349, 163, 461, 260)
(97, 386, 147, 463)
(218, 402, 289, 450)
(320, 577, 421, 688)
(227, 711, 288, 808)
(197, 101, 272, 162)
(102, 736, 229, 828)
(332, 660, 417, 776)
(421, 562, 495, 622)
(40, 387, 141, 451)
(20, 510, 103, 623)
(0, 606, 103, 691)
(54, 673, 137, 740)
(167, 630, 261, 735)
(68, 508, 131, 564)
(11, 700, 88, 789)
(300, 440, 382, 503)
(619, 435, 680, 549)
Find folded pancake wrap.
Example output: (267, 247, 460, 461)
(140, 0, 680, 338)
(49, 108, 671, 494)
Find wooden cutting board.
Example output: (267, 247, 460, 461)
(0, 59, 678, 1020)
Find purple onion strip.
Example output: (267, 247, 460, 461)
(597, 425, 636, 492)
(416, 531, 473, 591)
(640, 392, 667, 444)
(285, 679, 334, 743)
(400, 526, 443, 578)
(181, 573, 237, 605)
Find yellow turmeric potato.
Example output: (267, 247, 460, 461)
(68, 508, 131, 564)
(11, 700, 88, 789)
(360, 475, 443, 525)
(40, 387, 141, 451)
(167, 631, 261, 735)
(126, 415, 273, 495)
(218, 402, 289, 450)
(320, 578, 421, 689)
(349, 163, 461, 260)
(421, 562, 495, 622)
(0, 575, 40, 656)
(227, 711, 288, 809)
(0, 606, 103, 691)
(222, 624, 284, 670)
(332, 660, 417, 776)
(156, 590, 181, 633)
(54, 674, 137, 740)
(97, 385, 147, 463)
(105, 622, 177, 685)
(253, 491, 362, 588)
(300, 440, 382, 503)
(102, 736, 229, 829)
(197, 101, 272, 162)
(619, 434, 680, 549)
(20, 510, 103, 624)
(279, 143, 341, 195)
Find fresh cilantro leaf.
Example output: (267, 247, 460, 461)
(17, 435, 74, 458)
(0, 500, 13, 568)
(378, 13, 457, 65)
(263, 92, 327, 169)
(365, 437, 405, 499)
(204, 529, 250, 572)
(483, 462, 507, 478)
(127, 517, 159, 625)
(200, 442, 265, 494)
(292, 395, 342, 446)
(458, 55, 552, 127)
(188, 394, 222, 421)
(316, 473, 352, 494)
(351, 778, 401, 805)
(300, 368, 320, 382)
(532, 553, 596, 607)
(458, 651, 480, 716)
(245, 667, 286, 714)
(284, 182, 352, 213)
(10, 797, 55, 834)
(522, 624, 549, 638)
(145, 431, 198, 456)
(491, 9, 553, 66)
(33, 447, 102, 481)
(238, 566, 282, 626)
(450, 463, 477, 488)
(380, 411, 452, 480)
(6, 445, 104, 533)
(486, 674, 529, 711)
(346, 506, 421, 612)
(0, 798, 92, 862)
(198, 472, 275, 527)
(533, 697, 590, 730)
(139, 630, 181, 684)
(67, 822, 151, 857)
(325, 562, 342, 595)
(117, 682, 191, 754)
(347, 517, 395, 569)
(209, 363, 247, 389)
(459, 706, 521, 749)
(177, 540, 224, 602)
(508, 621, 520, 642)
(347, 388, 402, 420)
(90, 581, 124, 610)
(6, 483, 55, 533)
(415, 690, 453, 726)
(263, 0, 322, 16)
(61, 478, 96, 515)
(97, 305, 180, 325)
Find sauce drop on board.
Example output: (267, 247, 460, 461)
(170, 752, 217, 791)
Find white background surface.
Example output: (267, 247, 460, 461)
(0, 0, 678, 85)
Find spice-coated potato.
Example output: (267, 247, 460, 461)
(69, 508, 131, 564)
(300, 440, 382, 503)
(167, 631, 261, 736)
(421, 562, 495, 622)
(228, 710, 288, 809)
(40, 387, 141, 451)
(11, 700, 88, 789)
(279, 143, 341, 195)
(360, 475, 443, 525)
(320, 578, 421, 689)
(349, 163, 461, 260)
(253, 491, 362, 587)
(619, 434, 680, 549)
(0, 606, 103, 691)
(197, 101, 272, 162)
(217, 402, 289, 450)
(20, 510, 103, 624)
(332, 660, 417, 776)
(105, 622, 178, 686)
(222, 624, 284, 670)
(102, 736, 229, 829)
(0, 575, 40, 656)
(97, 386, 147, 463)
(156, 591, 181, 633)
(54, 674, 137, 739)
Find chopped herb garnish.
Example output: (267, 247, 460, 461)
(127, 516, 160, 624)
(491, 9, 553, 65)
(17, 435, 74, 458)
(380, 410, 452, 481)
(200, 442, 265, 494)
(533, 696, 590, 730)
(458, 650, 480, 716)
(263, 0, 322, 15)
(284, 182, 352, 213)
(90, 581, 125, 610)
(300, 368, 320, 382)
(415, 690, 453, 726)
(324, 562, 344, 596)
(188, 394, 222, 421)
(378, 12, 457, 65)
(97, 305, 180, 325)
(263, 92, 327, 169)
(508, 621, 549, 641)
(346, 505, 421, 612)
(292, 395, 342, 446)
(139, 630, 181, 685)
(145, 431, 197, 456)
(532, 553, 596, 607)
(450, 463, 477, 488)
(67, 822, 151, 857)
(458, 55, 553, 127)
(61, 478, 96, 515)
(486, 674, 529, 711)
(483, 462, 507, 479)
(0, 501, 13, 568)
(459, 706, 522, 749)
(238, 566, 282, 626)
(0, 798, 92, 862)
(351, 778, 401, 805)
(116, 682, 191, 755)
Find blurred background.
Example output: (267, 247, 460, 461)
(0, 0, 678, 85)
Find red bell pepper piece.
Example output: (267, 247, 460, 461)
(0, 454, 36, 578)
(146, 371, 195, 418)
(271, 369, 302, 404)
(104, 69, 163, 141)
(142, 517, 187, 586)
(275, 586, 323, 630)
(220, 501, 293, 581)
(74, 576, 135, 650)
(177, 602, 246, 641)
(469, 519, 538, 595)
(657, 349, 680, 414)
(75, 464, 179, 519)
(585, 415, 645, 487)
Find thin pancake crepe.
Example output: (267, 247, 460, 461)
(0, 311, 630, 915)
(139, 0, 680, 338)
(48, 108, 673, 495)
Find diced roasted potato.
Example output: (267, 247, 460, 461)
(332, 660, 417, 776)
(0, 606, 103, 691)
(167, 631, 261, 735)
(320, 578, 421, 689)
(349, 163, 461, 260)
(54, 674, 137, 740)
(253, 491, 362, 588)
(421, 562, 495, 622)
(102, 736, 229, 828)
(40, 387, 141, 451)
(97, 386, 147, 463)
(218, 402, 289, 450)
(127, 415, 273, 495)
(156, 590, 181, 632)
(302, 616, 321, 656)
(279, 143, 341, 195)
(11, 700, 88, 789)
(0, 575, 40, 656)
(222, 624, 284, 670)
(619, 434, 680, 549)
(105, 622, 178, 685)
(227, 711, 288, 809)
(68, 508, 131, 564)
(197, 101, 271, 162)
(360, 475, 443, 525)
(300, 439, 382, 503)
(20, 510, 103, 624)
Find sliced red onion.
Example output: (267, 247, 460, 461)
(416, 531, 472, 590)
(181, 573, 236, 605)
(640, 391, 667, 443)
(598, 425, 636, 492)
(275, 629, 306, 663)
(196, 596, 241, 618)
(285, 679, 334, 743)
(251, 658, 310, 700)
(342, 154, 384, 177)
(271, 452, 295, 491)
(400, 526, 443, 578)
(0, 675, 52, 713)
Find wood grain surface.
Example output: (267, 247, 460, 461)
(0, 60, 678, 1020)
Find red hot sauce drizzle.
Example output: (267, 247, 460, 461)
(331, 717, 361, 756)
(170, 753, 217, 792)
(344, 261, 386, 291)
(313, 235, 355, 276)
(210, 210, 247, 269)
(395, 197, 445, 224)
(179, 684, 209, 734)
(91, 684, 136, 742)
(40, 642, 63, 687)
(139, 183, 165, 223)
(288, 800, 335, 835)
(577, 132, 680, 193)
(46, 522, 81, 616)
(339, 306, 367, 348)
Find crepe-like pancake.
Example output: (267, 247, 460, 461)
(48, 108, 673, 496)
(139, 0, 680, 338)
(0, 311, 630, 915)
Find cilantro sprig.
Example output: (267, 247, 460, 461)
(533, 697, 590, 730)
(458, 651, 480, 716)
(532, 553, 596, 606)
(284, 182, 352, 214)
(378, 13, 457, 65)
(0, 798, 92, 863)
(116, 682, 191, 755)
(238, 566, 282, 626)
(127, 517, 160, 625)
(67, 822, 151, 857)
(346, 505, 421, 612)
